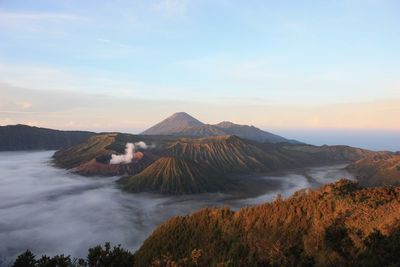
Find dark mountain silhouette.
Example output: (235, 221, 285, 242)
(141, 112, 298, 144)
(0, 124, 94, 151)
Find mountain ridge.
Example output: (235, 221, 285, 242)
(141, 112, 299, 144)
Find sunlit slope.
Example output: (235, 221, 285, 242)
(135, 179, 400, 266)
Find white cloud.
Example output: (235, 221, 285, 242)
(97, 38, 112, 43)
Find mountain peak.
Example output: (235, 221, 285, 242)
(169, 112, 199, 120)
(141, 112, 204, 135)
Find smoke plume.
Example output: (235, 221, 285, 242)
(109, 142, 148, 164)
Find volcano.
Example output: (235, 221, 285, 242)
(141, 112, 204, 135)
(119, 156, 227, 194)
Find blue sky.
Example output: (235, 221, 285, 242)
(0, 0, 399, 143)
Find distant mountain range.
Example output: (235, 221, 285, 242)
(0, 112, 296, 152)
(0, 124, 94, 151)
(142, 112, 299, 144)
(3, 113, 396, 194)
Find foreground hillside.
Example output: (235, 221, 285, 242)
(135, 179, 400, 266)
(10, 180, 400, 267)
(0, 124, 94, 151)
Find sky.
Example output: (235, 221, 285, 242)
(0, 0, 399, 149)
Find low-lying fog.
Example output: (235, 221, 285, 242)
(0, 151, 353, 265)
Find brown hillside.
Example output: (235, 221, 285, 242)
(135, 179, 400, 266)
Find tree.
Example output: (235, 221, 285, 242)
(87, 242, 134, 267)
(12, 250, 36, 267)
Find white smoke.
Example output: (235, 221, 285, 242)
(109, 142, 148, 164)
(134, 141, 148, 150)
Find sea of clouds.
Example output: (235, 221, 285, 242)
(0, 151, 353, 266)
